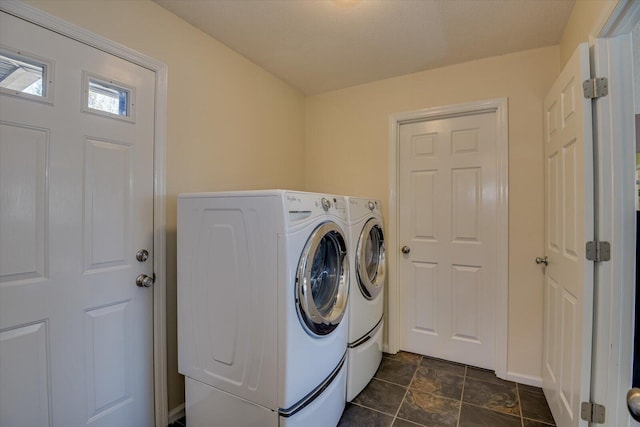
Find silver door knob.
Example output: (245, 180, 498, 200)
(535, 256, 548, 266)
(628, 388, 640, 421)
(401, 246, 411, 254)
(136, 274, 154, 288)
(136, 249, 149, 262)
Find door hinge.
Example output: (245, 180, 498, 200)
(585, 241, 611, 262)
(581, 401, 606, 423)
(583, 77, 608, 99)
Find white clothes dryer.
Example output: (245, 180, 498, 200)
(345, 197, 386, 402)
(177, 190, 350, 427)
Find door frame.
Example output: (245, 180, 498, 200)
(387, 98, 508, 379)
(591, 1, 640, 425)
(0, 1, 169, 425)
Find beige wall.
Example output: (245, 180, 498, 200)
(23, 0, 306, 412)
(305, 46, 560, 380)
(559, 0, 619, 67)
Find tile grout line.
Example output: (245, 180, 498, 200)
(521, 417, 555, 426)
(517, 383, 524, 427)
(518, 383, 557, 426)
(460, 366, 528, 425)
(390, 355, 423, 426)
(457, 386, 525, 422)
(461, 400, 528, 416)
(456, 365, 467, 427)
(374, 375, 416, 388)
(348, 400, 402, 419)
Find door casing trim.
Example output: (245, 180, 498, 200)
(387, 98, 508, 379)
(0, 1, 169, 425)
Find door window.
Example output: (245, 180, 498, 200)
(297, 222, 348, 336)
(0, 47, 53, 103)
(82, 72, 135, 122)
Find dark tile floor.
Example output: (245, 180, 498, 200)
(169, 351, 556, 427)
(339, 351, 556, 427)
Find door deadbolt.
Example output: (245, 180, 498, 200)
(535, 256, 548, 266)
(136, 249, 149, 262)
(401, 246, 411, 254)
(136, 274, 154, 288)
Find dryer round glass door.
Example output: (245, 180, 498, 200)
(296, 221, 349, 336)
(356, 218, 385, 300)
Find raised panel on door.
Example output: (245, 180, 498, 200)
(547, 152, 560, 253)
(451, 264, 482, 343)
(562, 140, 579, 260)
(560, 289, 578, 418)
(410, 261, 439, 335)
(0, 321, 51, 427)
(451, 167, 481, 243)
(85, 301, 131, 422)
(0, 123, 48, 284)
(84, 138, 133, 272)
(411, 132, 437, 158)
(411, 171, 437, 241)
(451, 128, 479, 155)
(544, 276, 559, 383)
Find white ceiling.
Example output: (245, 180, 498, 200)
(153, 0, 575, 95)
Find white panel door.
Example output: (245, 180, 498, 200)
(542, 43, 594, 427)
(0, 12, 155, 427)
(399, 111, 497, 369)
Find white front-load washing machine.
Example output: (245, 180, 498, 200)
(177, 190, 350, 427)
(345, 197, 386, 401)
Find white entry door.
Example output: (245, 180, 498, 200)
(0, 12, 155, 427)
(399, 110, 498, 370)
(542, 43, 594, 427)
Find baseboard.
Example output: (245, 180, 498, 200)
(168, 403, 185, 424)
(380, 343, 542, 388)
(506, 371, 542, 388)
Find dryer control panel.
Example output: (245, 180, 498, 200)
(285, 192, 348, 224)
(348, 198, 382, 220)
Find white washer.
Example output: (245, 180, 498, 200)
(345, 197, 386, 402)
(177, 190, 350, 427)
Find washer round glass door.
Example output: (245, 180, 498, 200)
(356, 218, 385, 300)
(296, 221, 349, 336)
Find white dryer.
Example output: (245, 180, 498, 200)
(177, 190, 350, 427)
(345, 197, 386, 402)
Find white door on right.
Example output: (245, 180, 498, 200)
(399, 110, 498, 370)
(542, 42, 594, 427)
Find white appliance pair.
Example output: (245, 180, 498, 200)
(177, 191, 386, 426)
